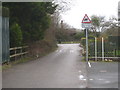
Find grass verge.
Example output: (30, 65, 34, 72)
(60, 41, 80, 44)
(2, 57, 33, 70)
(2, 47, 58, 71)
(81, 58, 119, 62)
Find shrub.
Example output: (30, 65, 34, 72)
(10, 23, 23, 47)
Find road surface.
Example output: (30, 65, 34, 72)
(87, 62, 118, 88)
(3, 44, 87, 88)
(2, 44, 118, 88)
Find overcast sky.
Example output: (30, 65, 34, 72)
(60, 0, 120, 29)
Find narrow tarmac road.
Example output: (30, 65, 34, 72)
(3, 44, 87, 88)
(2, 44, 118, 88)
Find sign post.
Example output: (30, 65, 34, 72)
(85, 28, 88, 62)
(81, 14, 92, 88)
(0, 2, 2, 64)
(81, 14, 92, 63)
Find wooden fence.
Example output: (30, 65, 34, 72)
(9, 46, 28, 60)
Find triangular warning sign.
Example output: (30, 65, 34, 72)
(82, 14, 91, 23)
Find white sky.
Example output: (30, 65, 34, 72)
(60, 0, 120, 29)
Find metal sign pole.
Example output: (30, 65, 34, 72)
(81, 14, 91, 88)
(0, 2, 2, 64)
(86, 29, 88, 62)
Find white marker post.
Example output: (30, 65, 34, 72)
(95, 37, 97, 61)
(102, 37, 104, 61)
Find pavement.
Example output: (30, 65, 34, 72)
(87, 62, 118, 88)
(2, 44, 118, 88)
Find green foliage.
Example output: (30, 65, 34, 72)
(88, 35, 95, 39)
(55, 29, 69, 42)
(101, 27, 118, 38)
(88, 37, 118, 57)
(74, 32, 85, 40)
(10, 23, 23, 47)
(108, 36, 119, 45)
(3, 2, 57, 45)
(80, 38, 86, 46)
(91, 15, 100, 28)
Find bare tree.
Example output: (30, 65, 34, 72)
(52, 0, 74, 29)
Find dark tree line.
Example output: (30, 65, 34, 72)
(3, 2, 57, 47)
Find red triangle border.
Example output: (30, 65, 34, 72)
(81, 14, 92, 23)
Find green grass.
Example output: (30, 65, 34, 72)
(81, 56, 118, 62)
(1, 64, 11, 71)
(2, 46, 58, 71)
(89, 50, 120, 57)
(116, 50, 120, 56)
(81, 59, 116, 63)
(2, 57, 32, 70)
(60, 41, 80, 44)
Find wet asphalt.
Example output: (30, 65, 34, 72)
(87, 62, 118, 88)
(2, 44, 118, 88)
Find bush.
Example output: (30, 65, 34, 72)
(10, 23, 23, 47)
(74, 32, 85, 40)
